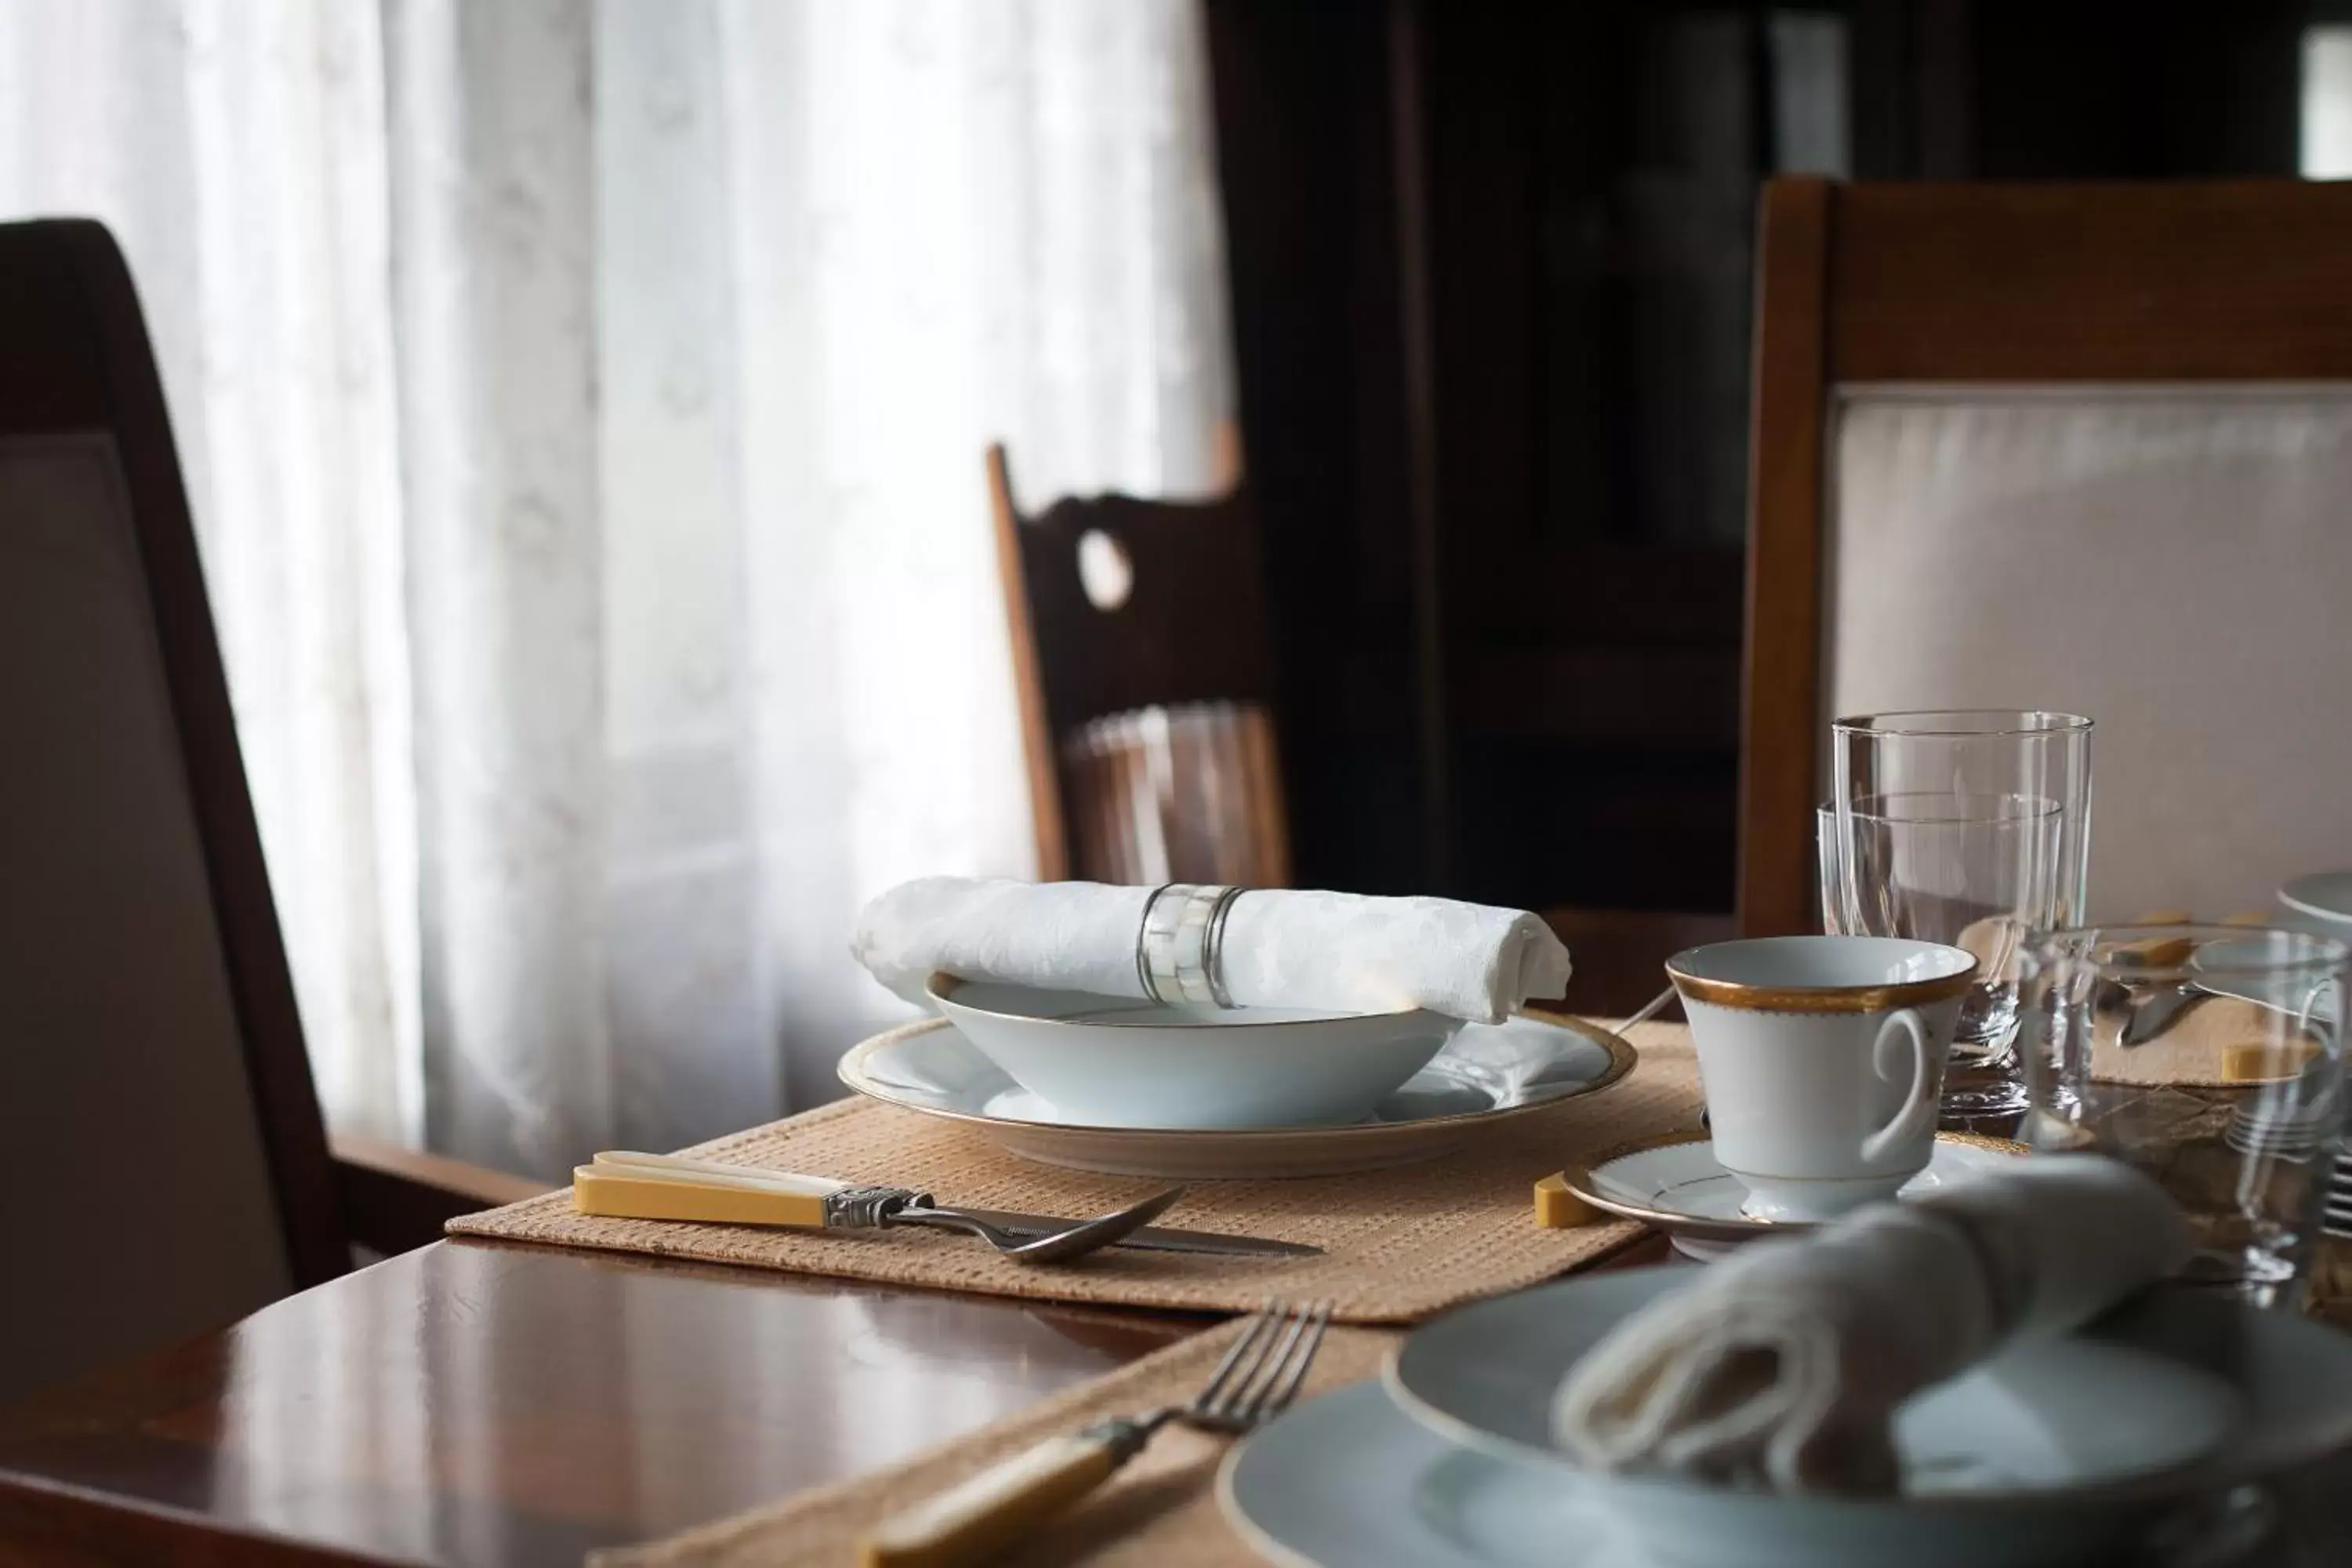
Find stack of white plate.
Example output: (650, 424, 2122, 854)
(2328, 1150, 2352, 1240)
(1218, 1267, 2352, 1567)
(2273, 875, 2352, 1241)
(2225, 1096, 2341, 1160)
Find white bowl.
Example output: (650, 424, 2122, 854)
(926, 975, 1463, 1130)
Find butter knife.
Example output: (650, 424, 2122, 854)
(579, 1151, 1319, 1259)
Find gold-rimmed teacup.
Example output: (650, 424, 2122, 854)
(1665, 935, 1978, 1220)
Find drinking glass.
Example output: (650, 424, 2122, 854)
(1829, 711, 2092, 1120)
(1818, 793, 2060, 1113)
(2019, 923, 2349, 1308)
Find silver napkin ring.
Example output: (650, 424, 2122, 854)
(1136, 883, 1247, 1007)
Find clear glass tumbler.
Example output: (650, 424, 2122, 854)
(1819, 792, 2060, 1105)
(2019, 923, 2349, 1308)
(1829, 711, 2092, 1120)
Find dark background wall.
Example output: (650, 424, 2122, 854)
(1203, 0, 2314, 918)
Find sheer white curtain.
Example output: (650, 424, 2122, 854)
(0, 0, 1234, 1178)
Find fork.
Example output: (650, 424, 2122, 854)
(858, 1299, 1334, 1567)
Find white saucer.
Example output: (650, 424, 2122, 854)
(1388, 1266, 2352, 1568)
(1218, 1381, 1642, 1567)
(837, 1008, 1635, 1179)
(1562, 1130, 2024, 1255)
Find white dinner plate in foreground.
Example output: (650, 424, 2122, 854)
(1219, 1381, 1642, 1567)
(837, 1008, 1635, 1178)
(1388, 1266, 2352, 1568)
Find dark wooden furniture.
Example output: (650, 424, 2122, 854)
(0, 219, 539, 1414)
(1203, 2, 1773, 913)
(989, 439, 1290, 888)
(1204, 2, 2313, 924)
(1541, 908, 1735, 1018)
(1738, 178, 2352, 935)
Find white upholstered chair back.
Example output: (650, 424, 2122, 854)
(1825, 387, 2352, 921)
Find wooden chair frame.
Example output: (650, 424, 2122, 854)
(1738, 177, 2352, 936)
(2, 220, 537, 1277)
(988, 437, 1287, 886)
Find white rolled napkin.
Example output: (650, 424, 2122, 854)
(849, 877, 1571, 1024)
(1550, 1156, 2193, 1496)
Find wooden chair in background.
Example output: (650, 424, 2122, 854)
(989, 439, 1729, 1014)
(989, 438, 1291, 888)
(0, 220, 543, 1410)
(1740, 179, 2352, 935)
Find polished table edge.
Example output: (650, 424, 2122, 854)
(429, 1232, 1229, 1338)
(0, 1465, 406, 1567)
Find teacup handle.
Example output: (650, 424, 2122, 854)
(1858, 1007, 1936, 1163)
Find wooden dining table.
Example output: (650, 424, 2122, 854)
(0, 1228, 1649, 1566)
(3, 1227, 2349, 1566)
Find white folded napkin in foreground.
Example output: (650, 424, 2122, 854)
(1550, 1156, 2193, 1495)
(850, 877, 1572, 1024)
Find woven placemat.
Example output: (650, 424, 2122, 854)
(590, 1316, 1399, 1567)
(2089, 996, 2321, 1087)
(449, 1021, 1701, 1323)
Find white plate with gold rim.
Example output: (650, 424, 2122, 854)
(1563, 1129, 2024, 1257)
(837, 1008, 1636, 1179)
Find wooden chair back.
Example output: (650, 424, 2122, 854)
(0, 220, 352, 1405)
(1741, 179, 2352, 934)
(989, 441, 1290, 887)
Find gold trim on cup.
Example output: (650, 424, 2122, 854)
(1664, 945, 1979, 1014)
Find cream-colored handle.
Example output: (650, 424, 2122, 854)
(590, 1150, 851, 1197)
(572, 1152, 855, 1229)
(1859, 1008, 1935, 1163)
(858, 1428, 1123, 1568)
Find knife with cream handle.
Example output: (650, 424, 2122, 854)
(573, 1151, 1319, 1258)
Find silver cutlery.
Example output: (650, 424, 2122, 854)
(2112, 978, 2220, 1048)
(1612, 985, 1679, 1034)
(1602, 985, 1705, 1130)
(900, 1188, 1185, 1264)
(589, 1149, 1316, 1257)
(942, 1203, 1319, 1259)
(859, 1299, 1333, 1566)
(576, 1150, 1209, 1265)
(2107, 942, 2336, 1051)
